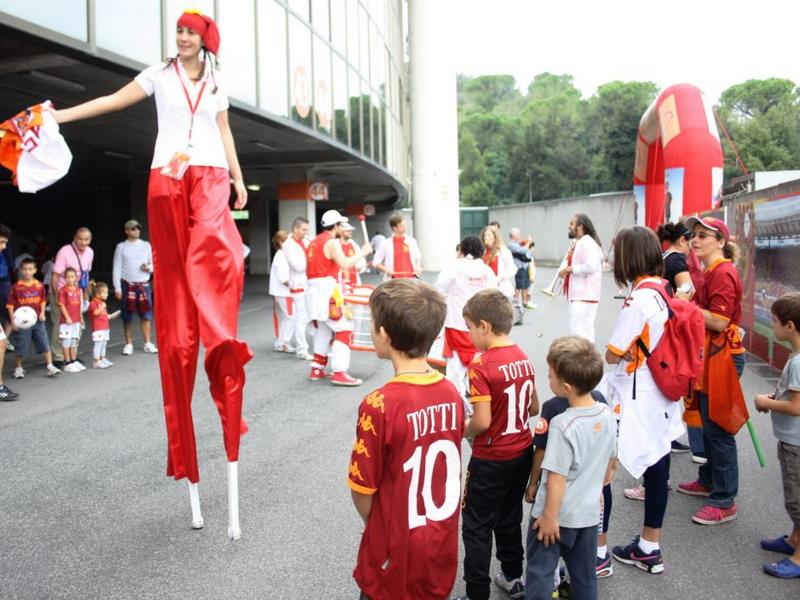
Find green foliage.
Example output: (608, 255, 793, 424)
(457, 72, 799, 206)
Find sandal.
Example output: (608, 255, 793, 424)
(760, 535, 795, 555)
(763, 558, 800, 578)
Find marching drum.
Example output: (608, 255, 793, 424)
(344, 284, 375, 351)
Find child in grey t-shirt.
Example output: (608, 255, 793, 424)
(526, 337, 617, 600)
(754, 292, 800, 579)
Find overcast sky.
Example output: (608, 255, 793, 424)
(452, 0, 798, 103)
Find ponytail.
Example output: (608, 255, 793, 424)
(723, 240, 740, 264)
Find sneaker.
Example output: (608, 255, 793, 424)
(676, 480, 711, 497)
(612, 536, 664, 574)
(46, 364, 61, 376)
(624, 485, 646, 501)
(6, 343, 14, 352)
(524, 302, 537, 309)
(596, 553, 613, 578)
(93, 360, 109, 369)
(75, 360, 87, 371)
(493, 572, 525, 598)
(331, 371, 363, 386)
(102, 358, 114, 367)
(309, 367, 327, 381)
(12, 367, 25, 379)
(273, 342, 295, 353)
(555, 579, 571, 598)
(63, 362, 82, 373)
(692, 503, 737, 525)
(143, 342, 158, 353)
(122, 343, 133, 356)
(671, 440, 691, 453)
(0, 383, 19, 401)
(691, 453, 708, 464)
(296, 349, 313, 360)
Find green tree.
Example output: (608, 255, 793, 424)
(586, 81, 658, 190)
(717, 79, 800, 177)
(458, 128, 492, 206)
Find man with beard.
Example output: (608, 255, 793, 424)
(558, 214, 603, 343)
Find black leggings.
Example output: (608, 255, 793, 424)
(601, 483, 612, 533)
(643, 453, 670, 529)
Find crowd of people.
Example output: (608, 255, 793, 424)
(0, 221, 158, 400)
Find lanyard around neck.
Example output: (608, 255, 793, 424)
(173, 60, 207, 143)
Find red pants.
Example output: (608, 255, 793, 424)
(148, 166, 254, 483)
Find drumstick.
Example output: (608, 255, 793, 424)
(357, 215, 369, 244)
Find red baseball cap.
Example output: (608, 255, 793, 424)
(685, 216, 730, 242)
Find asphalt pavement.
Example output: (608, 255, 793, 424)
(0, 268, 797, 599)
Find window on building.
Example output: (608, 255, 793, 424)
(288, 15, 313, 127)
(313, 35, 332, 134)
(349, 67, 362, 153)
(96, 0, 161, 65)
(311, 0, 329, 40)
(0, 0, 88, 41)
(258, 0, 289, 117)
(333, 54, 349, 145)
(218, 0, 257, 105)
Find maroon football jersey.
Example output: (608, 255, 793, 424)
(468, 344, 535, 460)
(348, 371, 465, 600)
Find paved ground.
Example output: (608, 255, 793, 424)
(0, 268, 797, 599)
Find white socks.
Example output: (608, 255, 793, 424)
(638, 536, 660, 554)
(597, 544, 607, 559)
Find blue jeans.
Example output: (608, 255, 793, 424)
(688, 425, 705, 455)
(697, 353, 746, 508)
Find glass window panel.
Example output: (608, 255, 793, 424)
(359, 6, 370, 82)
(384, 108, 394, 174)
(372, 92, 381, 164)
(379, 100, 387, 167)
(258, 0, 288, 117)
(346, 0, 359, 70)
(0, 0, 87, 41)
(362, 79, 373, 159)
(332, 54, 349, 144)
(96, 0, 160, 65)
(369, 22, 379, 91)
(313, 35, 332, 134)
(289, 16, 313, 127)
(288, 0, 310, 21)
(330, 0, 346, 54)
(311, 0, 329, 40)
(218, 0, 257, 105)
(349, 67, 362, 153)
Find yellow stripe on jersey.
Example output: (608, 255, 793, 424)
(347, 479, 377, 495)
(469, 395, 491, 404)
(390, 371, 444, 385)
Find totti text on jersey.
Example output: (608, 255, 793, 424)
(406, 402, 460, 442)
(497, 359, 534, 382)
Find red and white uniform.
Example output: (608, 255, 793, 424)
(134, 57, 253, 484)
(269, 248, 294, 348)
(0, 100, 72, 193)
(348, 371, 465, 599)
(306, 231, 353, 374)
(283, 233, 310, 353)
(468, 344, 534, 460)
(566, 234, 603, 342)
(435, 257, 497, 399)
(374, 234, 421, 280)
(58, 286, 82, 324)
(339, 238, 363, 291)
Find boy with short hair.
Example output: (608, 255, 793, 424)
(373, 214, 422, 280)
(6, 258, 60, 378)
(58, 267, 85, 373)
(526, 336, 617, 600)
(453, 288, 538, 600)
(755, 292, 800, 579)
(348, 279, 465, 600)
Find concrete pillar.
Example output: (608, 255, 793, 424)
(278, 200, 316, 237)
(248, 194, 270, 276)
(408, 0, 460, 272)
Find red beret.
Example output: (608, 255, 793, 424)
(177, 10, 220, 55)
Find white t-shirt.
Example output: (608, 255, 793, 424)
(269, 249, 291, 297)
(134, 60, 229, 169)
(112, 239, 153, 290)
(282, 235, 309, 291)
(604, 277, 685, 478)
(435, 257, 498, 331)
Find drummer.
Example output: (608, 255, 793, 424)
(373, 214, 422, 280)
(339, 222, 366, 292)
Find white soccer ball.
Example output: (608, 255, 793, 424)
(13, 306, 38, 330)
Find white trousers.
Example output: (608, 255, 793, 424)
(312, 318, 352, 373)
(93, 340, 108, 360)
(274, 296, 294, 347)
(568, 300, 598, 343)
(291, 291, 309, 351)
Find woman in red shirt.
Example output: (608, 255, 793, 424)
(677, 217, 746, 526)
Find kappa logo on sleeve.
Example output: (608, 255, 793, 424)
(593, 422, 603, 433)
(534, 417, 548, 435)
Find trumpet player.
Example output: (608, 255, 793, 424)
(558, 214, 603, 343)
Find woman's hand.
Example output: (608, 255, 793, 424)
(233, 180, 248, 209)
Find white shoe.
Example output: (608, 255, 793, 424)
(75, 361, 87, 371)
(12, 367, 24, 379)
(6, 343, 14, 352)
(273, 342, 295, 353)
(143, 342, 158, 353)
(63, 362, 81, 373)
(122, 343, 133, 355)
(46, 364, 61, 376)
(102, 358, 114, 367)
(93, 360, 108, 369)
(296, 349, 313, 360)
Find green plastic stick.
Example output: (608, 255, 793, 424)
(746, 419, 766, 468)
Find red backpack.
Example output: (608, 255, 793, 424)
(633, 281, 706, 401)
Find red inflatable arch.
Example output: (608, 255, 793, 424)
(633, 83, 724, 229)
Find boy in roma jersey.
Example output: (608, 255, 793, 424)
(525, 337, 616, 600)
(348, 279, 465, 600)
(454, 288, 539, 600)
